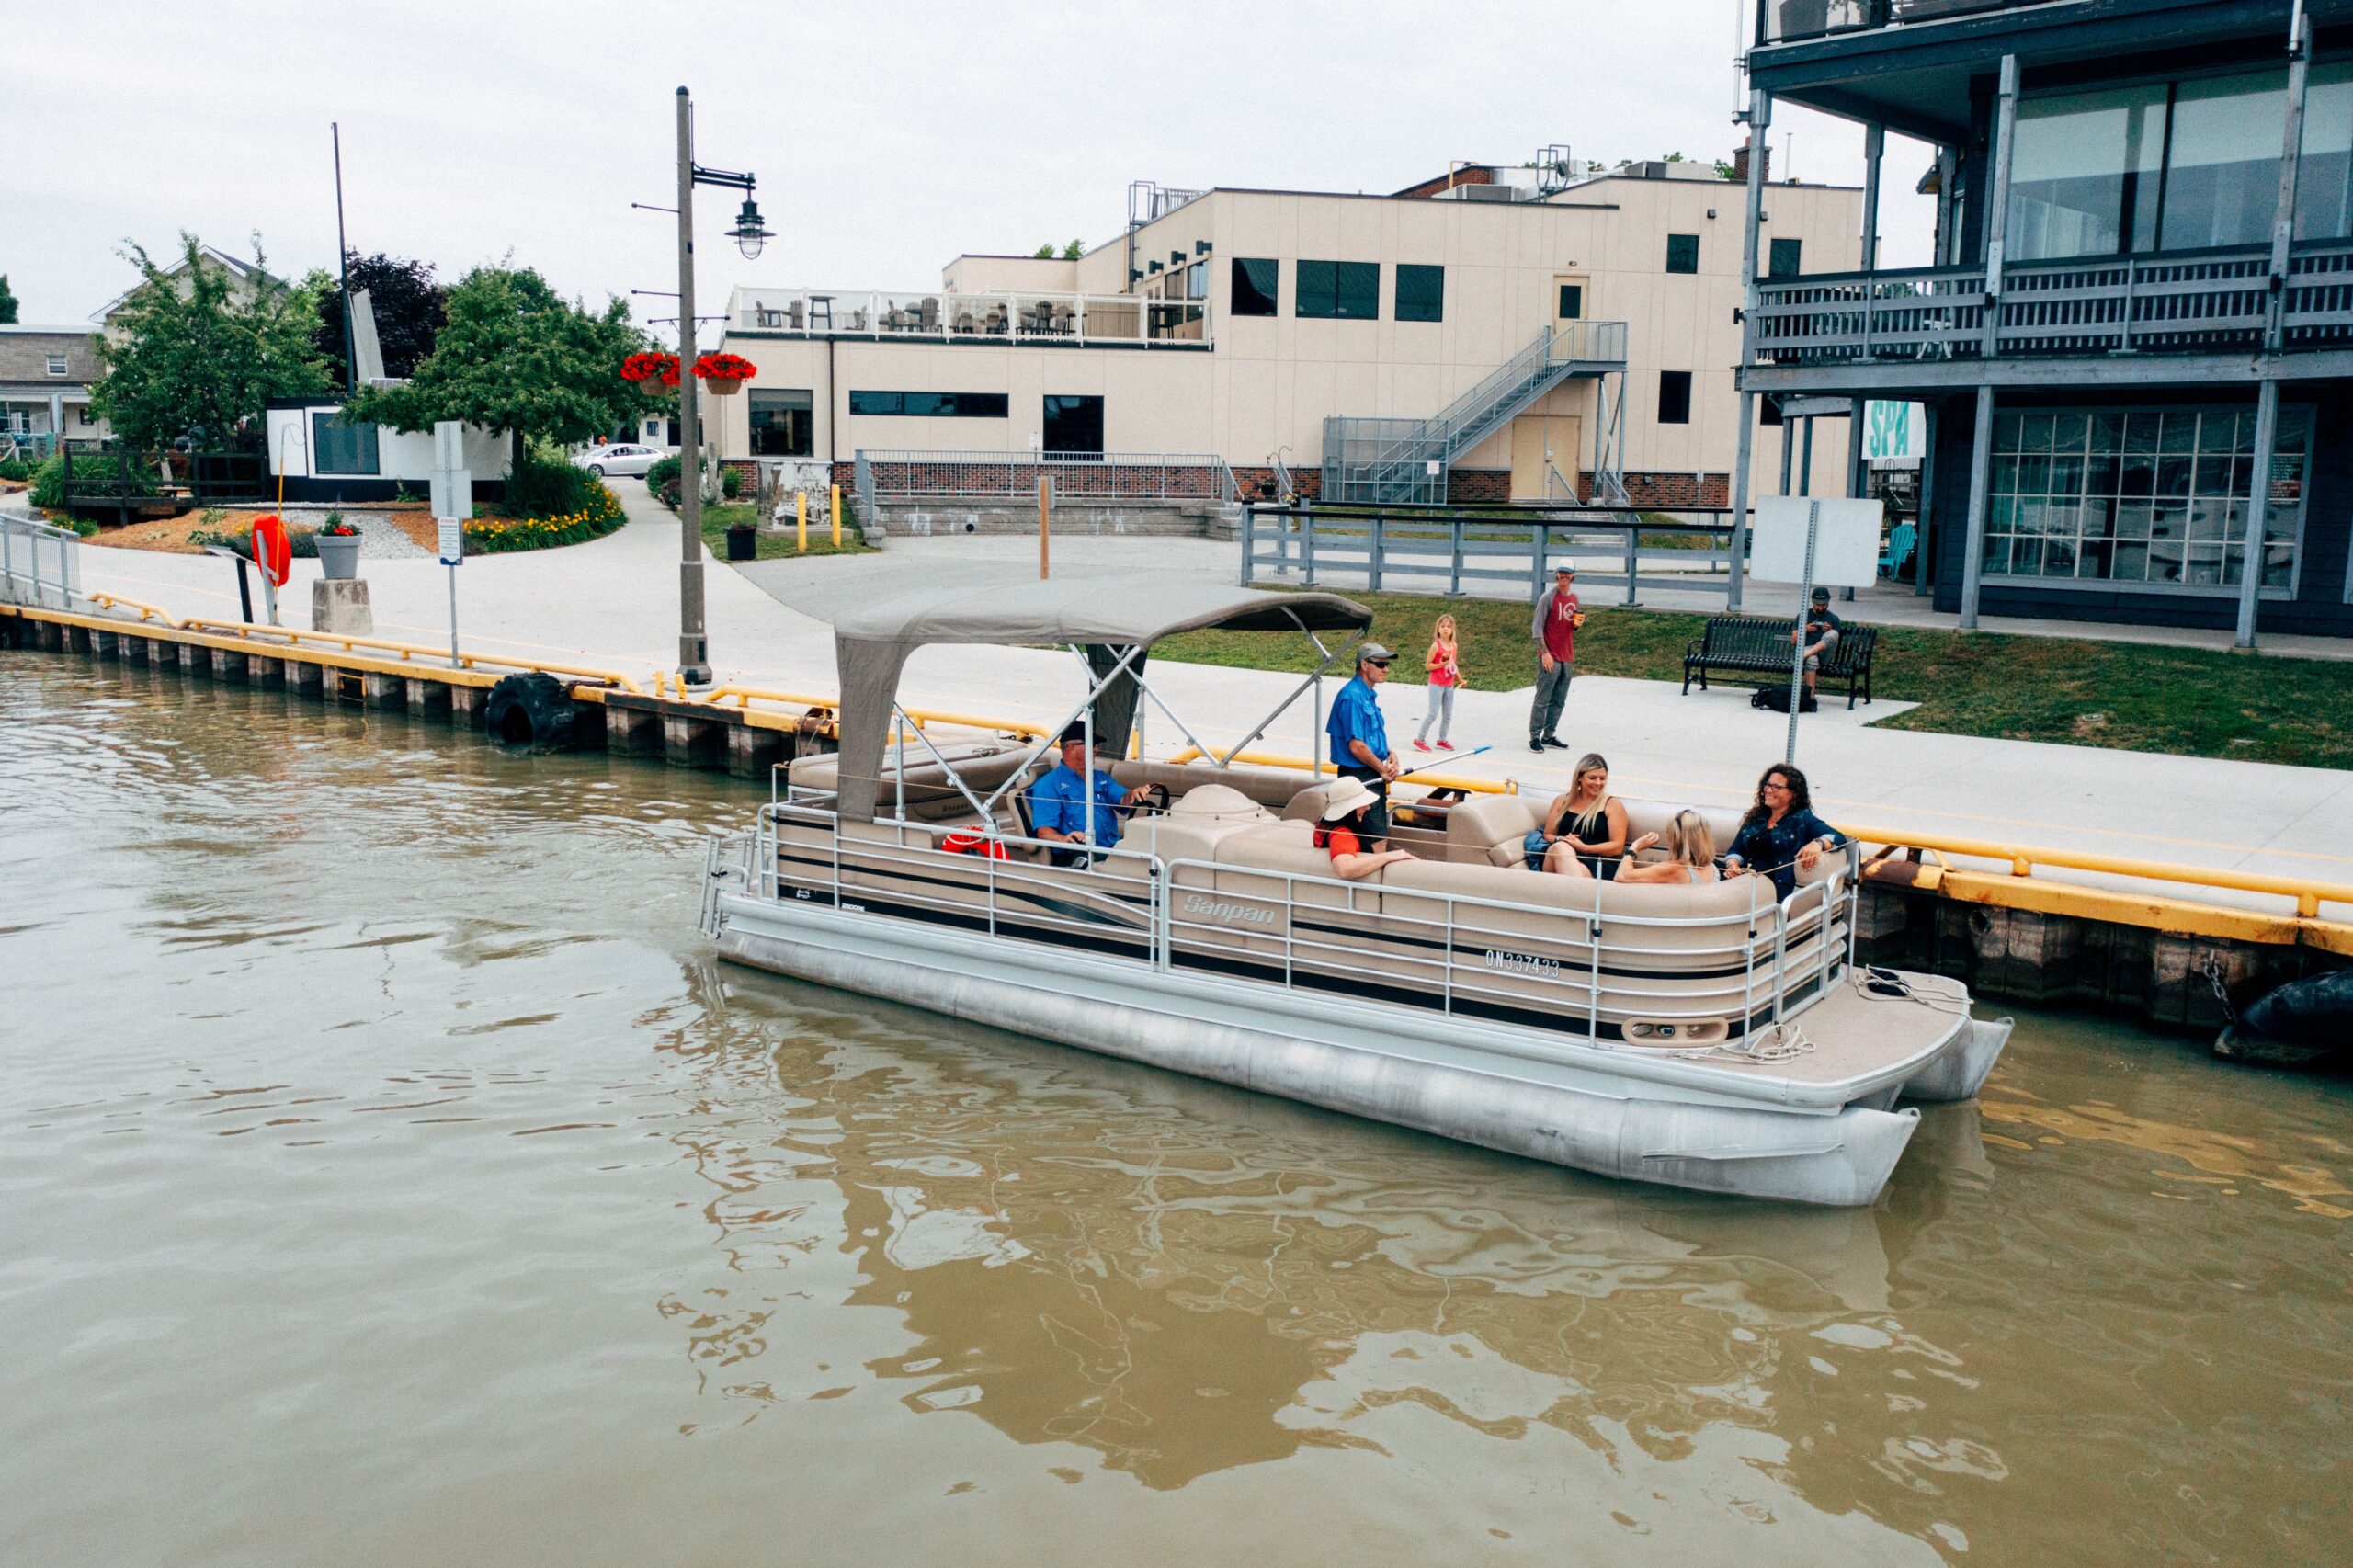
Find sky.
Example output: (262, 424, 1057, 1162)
(8, 0, 1938, 336)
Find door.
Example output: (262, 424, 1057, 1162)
(1508, 415, 1584, 502)
(1552, 274, 1588, 356)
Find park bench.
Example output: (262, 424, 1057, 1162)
(1681, 615, 1877, 709)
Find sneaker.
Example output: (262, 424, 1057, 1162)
(1413, 739, 1432, 752)
(1541, 736, 1569, 750)
(1529, 740, 1546, 754)
(1437, 741, 1455, 751)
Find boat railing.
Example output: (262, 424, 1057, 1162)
(746, 799, 1859, 1040)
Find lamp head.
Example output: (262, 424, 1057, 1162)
(728, 197, 773, 261)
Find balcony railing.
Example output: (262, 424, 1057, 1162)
(733, 288, 1210, 348)
(1749, 241, 2353, 367)
(854, 449, 1235, 504)
(1758, 0, 2066, 47)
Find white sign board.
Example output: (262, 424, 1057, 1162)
(1860, 401, 1927, 465)
(1749, 496, 1883, 590)
(438, 517, 463, 565)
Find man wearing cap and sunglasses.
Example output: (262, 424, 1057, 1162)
(1324, 643, 1401, 847)
(1529, 563, 1584, 753)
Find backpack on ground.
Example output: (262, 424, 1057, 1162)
(1750, 687, 1818, 714)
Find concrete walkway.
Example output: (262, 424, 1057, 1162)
(53, 484, 2353, 910)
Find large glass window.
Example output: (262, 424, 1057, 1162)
(847, 391, 1009, 418)
(1768, 238, 1803, 278)
(1665, 233, 1700, 274)
(2161, 70, 2290, 251)
(748, 389, 813, 456)
(2006, 85, 2167, 262)
(1231, 257, 1279, 316)
(311, 412, 379, 475)
(1295, 260, 1379, 319)
(2005, 62, 2353, 258)
(1041, 394, 1104, 455)
(1984, 405, 2307, 590)
(1395, 264, 1444, 322)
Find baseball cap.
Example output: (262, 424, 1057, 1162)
(1358, 642, 1394, 665)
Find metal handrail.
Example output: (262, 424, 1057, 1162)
(857, 449, 1235, 504)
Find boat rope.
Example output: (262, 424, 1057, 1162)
(1670, 1021, 1815, 1064)
(1848, 964, 1974, 1017)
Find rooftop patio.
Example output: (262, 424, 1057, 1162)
(732, 288, 1211, 349)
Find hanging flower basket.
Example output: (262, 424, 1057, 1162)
(620, 351, 681, 388)
(694, 352, 757, 396)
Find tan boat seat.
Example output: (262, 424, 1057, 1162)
(1108, 758, 1322, 810)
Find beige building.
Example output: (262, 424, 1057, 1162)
(710, 159, 1860, 506)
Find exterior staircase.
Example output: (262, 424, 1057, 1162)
(1320, 321, 1627, 505)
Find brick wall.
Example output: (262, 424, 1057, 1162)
(1576, 471, 1730, 508)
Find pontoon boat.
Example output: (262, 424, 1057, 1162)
(701, 576, 2010, 1206)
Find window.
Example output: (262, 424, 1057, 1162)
(46, 353, 68, 377)
(1231, 257, 1279, 316)
(1395, 264, 1444, 323)
(847, 391, 1009, 418)
(1186, 261, 1208, 301)
(1295, 259, 1380, 319)
(1983, 405, 2309, 589)
(1557, 283, 1584, 319)
(2002, 63, 2353, 259)
(1760, 397, 1785, 426)
(1768, 237, 1803, 278)
(310, 412, 380, 475)
(1656, 371, 1693, 425)
(748, 389, 813, 457)
(1665, 233, 1700, 274)
(1042, 394, 1105, 455)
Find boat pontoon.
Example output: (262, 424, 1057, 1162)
(701, 575, 2010, 1206)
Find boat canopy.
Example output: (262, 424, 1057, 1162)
(833, 574, 1372, 822)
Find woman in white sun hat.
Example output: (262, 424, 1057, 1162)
(1312, 775, 1418, 881)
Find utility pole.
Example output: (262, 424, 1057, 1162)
(675, 87, 710, 685)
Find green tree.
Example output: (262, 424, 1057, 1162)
(314, 252, 448, 384)
(88, 234, 329, 454)
(1061, 238, 1084, 259)
(346, 266, 655, 481)
(1033, 243, 1057, 259)
(0, 273, 17, 324)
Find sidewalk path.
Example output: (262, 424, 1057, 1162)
(57, 484, 2353, 908)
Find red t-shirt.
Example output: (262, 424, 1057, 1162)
(1542, 589, 1579, 663)
(1314, 824, 1362, 860)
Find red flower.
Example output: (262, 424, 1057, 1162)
(693, 352, 758, 381)
(621, 351, 681, 387)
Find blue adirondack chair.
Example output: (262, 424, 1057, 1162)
(1879, 521, 1917, 580)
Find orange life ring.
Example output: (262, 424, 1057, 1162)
(250, 515, 292, 588)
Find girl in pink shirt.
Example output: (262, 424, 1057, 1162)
(1414, 613, 1461, 752)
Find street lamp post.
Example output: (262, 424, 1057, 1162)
(670, 85, 772, 686)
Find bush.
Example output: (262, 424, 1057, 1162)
(503, 452, 597, 519)
(462, 479, 625, 554)
(29, 454, 67, 509)
(721, 464, 744, 499)
(644, 454, 681, 497)
(0, 458, 30, 483)
(290, 527, 319, 558)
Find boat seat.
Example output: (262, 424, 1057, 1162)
(1108, 759, 1321, 811)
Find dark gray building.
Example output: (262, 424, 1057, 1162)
(1737, 0, 2353, 643)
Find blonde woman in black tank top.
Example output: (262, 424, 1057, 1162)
(1531, 753, 1628, 879)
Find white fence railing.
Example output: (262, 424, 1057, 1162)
(857, 449, 1236, 503)
(736, 287, 1211, 348)
(0, 512, 80, 611)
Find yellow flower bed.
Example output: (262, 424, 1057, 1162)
(462, 482, 626, 554)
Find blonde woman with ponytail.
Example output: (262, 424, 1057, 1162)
(1616, 810, 1722, 885)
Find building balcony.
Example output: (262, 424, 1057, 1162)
(732, 288, 1211, 349)
(1757, 0, 2065, 47)
(1745, 240, 2353, 387)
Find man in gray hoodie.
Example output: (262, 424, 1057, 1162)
(1529, 564, 1581, 753)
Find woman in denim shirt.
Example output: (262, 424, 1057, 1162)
(1722, 764, 1846, 900)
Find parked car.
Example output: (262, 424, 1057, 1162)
(573, 443, 674, 478)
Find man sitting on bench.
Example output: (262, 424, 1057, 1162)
(1028, 723, 1153, 868)
(1791, 588, 1842, 704)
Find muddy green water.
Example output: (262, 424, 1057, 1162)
(4, 656, 2350, 1567)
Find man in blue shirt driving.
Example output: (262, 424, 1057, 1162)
(1028, 722, 1152, 867)
(1324, 642, 1399, 847)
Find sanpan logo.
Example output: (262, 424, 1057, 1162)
(1181, 892, 1278, 927)
(1483, 949, 1560, 976)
